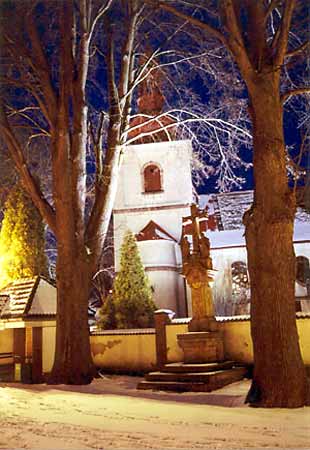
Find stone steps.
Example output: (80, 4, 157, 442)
(162, 360, 234, 373)
(137, 363, 247, 393)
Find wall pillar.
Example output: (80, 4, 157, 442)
(13, 328, 26, 381)
(154, 309, 174, 370)
(32, 327, 43, 383)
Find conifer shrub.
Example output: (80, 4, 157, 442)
(98, 230, 156, 329)
(96, 293, 117, 330)
(0, 184, 47, 288)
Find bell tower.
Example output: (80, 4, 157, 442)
(113, 52, 194, 316)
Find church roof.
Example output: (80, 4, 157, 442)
(136, 220, 177, 242)
(128, 114, 176, 144)
(127, 50, 176, 144)
(199, 190, 310, 231)
(0, 276, 56, 319)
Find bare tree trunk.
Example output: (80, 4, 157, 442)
(244, 73, 308, 407)
(50, 244, 95, 384)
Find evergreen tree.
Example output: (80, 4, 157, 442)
(112, 230, 156, 329)
(0, 184, 47, 288)
(97, 293, 117, 330)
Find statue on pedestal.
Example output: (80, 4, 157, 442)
(180, 204, 216, 331)
(177, 204, 224, 363)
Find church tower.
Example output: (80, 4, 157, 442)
(113, 58, 194, 315)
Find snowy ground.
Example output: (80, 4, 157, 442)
(0, 376, 309, 449)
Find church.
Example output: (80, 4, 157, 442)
(113, 66, 310, 318)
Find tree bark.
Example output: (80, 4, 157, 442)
(244, 72, 308, 407)
(49, 241, 95, 384)
(47, 112, 96, 383)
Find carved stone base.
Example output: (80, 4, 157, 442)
(188, 316, 218, 332)
(177, 331, 224, 363)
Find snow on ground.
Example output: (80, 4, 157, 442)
(0, 376, 309, 449)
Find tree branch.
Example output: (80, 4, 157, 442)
(0, 103, 56, 233)
(25, 9, 58, 128)
(285, 40, 310, 59)
(220, 0, 254, 74)
(157, 1, 228, 47)
(264, 0, 282, 24)
(281, 87, 310, 104)
(274, 0, 297, 67)
(89, 0, 114, 39)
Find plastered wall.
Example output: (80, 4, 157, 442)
(0, 328, 13, 364)
(42, 325, 56, 373)
(90, 332, 156, 373)
(1, 316, 309, 374)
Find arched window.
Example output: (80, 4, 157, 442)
(296, 256, 310, 285)
(143, 163, 162, 193)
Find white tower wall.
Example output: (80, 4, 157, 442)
(113, 140, 193, 315)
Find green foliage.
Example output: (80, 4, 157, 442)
(0, 184, 47, 288)
(98, 230, 156, 329)
(96, 293, 117, 330)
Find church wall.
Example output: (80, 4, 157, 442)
(294, 241, 310, 259)
(145, 269, 182, 313)
(114, 207, 190, 269)
(177, 276, 187, 317)
(114, 140, 193, 211)
(113, 140, 193, 316)
(208, 239, 310, 315)
(210, 246, 248, 316)
(138, 240, 177, 267)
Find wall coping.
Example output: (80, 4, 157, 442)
(90, 312, 310, 335)
(91, 328, 155, 336)
(170, 312, 310, 325)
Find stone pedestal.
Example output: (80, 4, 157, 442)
(188, 315, 218, 332)
(177, 331, 224, 363)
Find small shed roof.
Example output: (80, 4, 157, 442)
(0, 276, 56, 319)
(0, 294, 9, 315)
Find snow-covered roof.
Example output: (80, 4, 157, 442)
(199, 190, 310, 233)
(0, 276, 56, 319)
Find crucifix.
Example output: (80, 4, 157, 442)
(178, 205, 222, 363)
(182, 204, 208, 254)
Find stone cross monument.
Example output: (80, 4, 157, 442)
(178, 204, 224, 363)
(180, 204, 216, 331)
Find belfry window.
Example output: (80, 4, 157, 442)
(143, 163, 162, 193)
